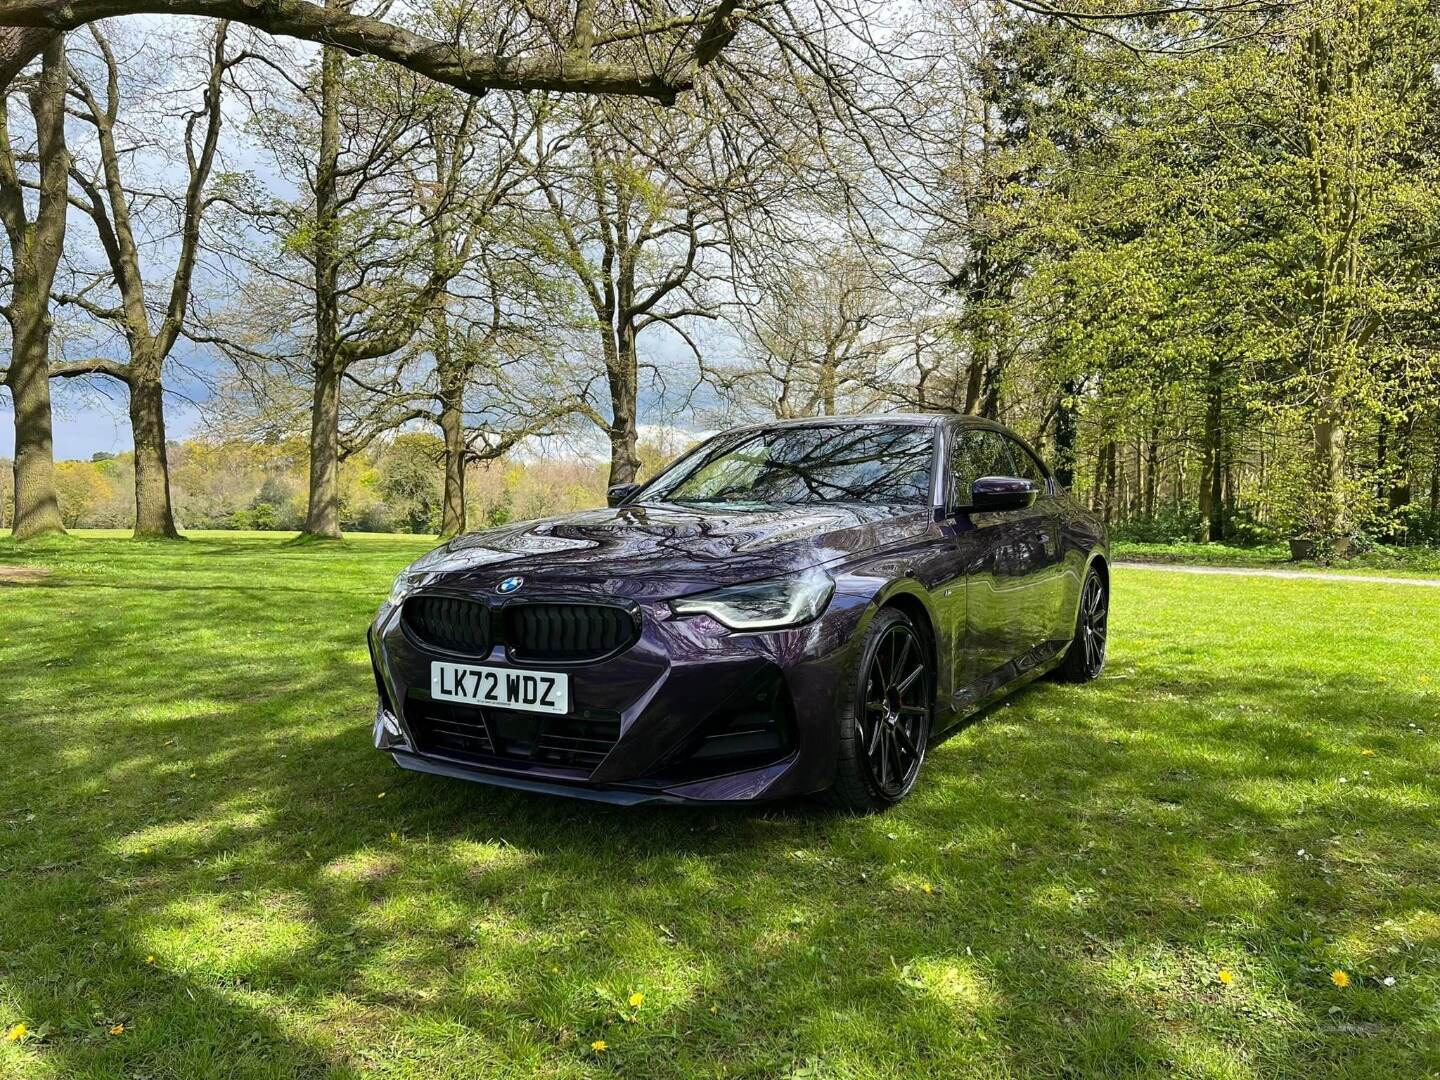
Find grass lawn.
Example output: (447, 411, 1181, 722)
(2, 534, 1438, 1079)
(1113, 539, 1440, 577)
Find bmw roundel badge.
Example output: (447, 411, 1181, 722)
(497, 575, 524, 594)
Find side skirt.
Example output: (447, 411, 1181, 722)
(934, 639, 1070, 738)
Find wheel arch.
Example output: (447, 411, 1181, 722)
(848, 578, 942, 698)
(1068, 550, 1110, 633)
(1089, 551, 1110, 589)
(880, 591, 938, 676)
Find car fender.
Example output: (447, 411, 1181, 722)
(836, 573, 945, 694)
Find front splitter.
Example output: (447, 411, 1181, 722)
(389, 750, 687, 805)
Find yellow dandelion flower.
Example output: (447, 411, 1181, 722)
(1218, 969, 1234, 986)
(1331, 969, 1350, 988)
(5, 1023, 27, 1043)
(108, 1024, 125, 1036)
(1360, 749, 1375, 757)
(629, 992, 644, 1008)
(145, 955, 156, 965)
(921, 883, 934, 895)
(591, 1039, 608, 1052)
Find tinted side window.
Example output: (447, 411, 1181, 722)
(1005, 437, 1050, 488)
(950, 429, 1012, 506)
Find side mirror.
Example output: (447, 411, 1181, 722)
(964, 476, 1040, 513)
(607, 482, 643, 508)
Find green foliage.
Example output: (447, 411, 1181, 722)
(377, 433, 445, 534)
(982, 0, 1440, 548)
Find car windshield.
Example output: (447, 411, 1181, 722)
(646, 423, 935, 507)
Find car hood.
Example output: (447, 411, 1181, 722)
(405, 501, 932, 601)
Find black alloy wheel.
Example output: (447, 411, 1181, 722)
(1056, 566, 1109, 683)
(829, 608, 933, 811)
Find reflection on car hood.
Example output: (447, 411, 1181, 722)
(407, 501, 931, 600)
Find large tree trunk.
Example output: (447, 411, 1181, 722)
(3, 38, 67, 540)
(1144, 427, 1159, 518)
(979, 362, 1002, 419)
(1052, 380, 1077, 489)
(1199, 358, 1225, 542)
(301, 36, 344, 539)
(439, 401, 466, 538)
(1430, 444, 1439, 513)
(962, 356, 983, 415)
(605, 323, 641, 487)
(6, 305, 64, 539)
(1430, 413, 1439, 513)
(818, 353, 838, 416)
(303, 355, 343, 538)
(1089, 436, 1106, 514)
(129, 371, 181, 539)
(1388, 418, 1411, 513)
(431, 283, 467, 539)
(1101, 440, 1117, 526)
(1313, 410, 1346, 540)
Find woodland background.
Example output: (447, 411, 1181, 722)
(3, 0, 1439, 552)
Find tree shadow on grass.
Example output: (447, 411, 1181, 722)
(3, 556, 1439, 1078)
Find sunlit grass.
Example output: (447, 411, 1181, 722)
(1115, 539, 1440, 575)
(1, 536, 1437, 1078)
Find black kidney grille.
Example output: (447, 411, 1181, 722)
(402, 594, 491, 655)
(504, 603, 638, 661)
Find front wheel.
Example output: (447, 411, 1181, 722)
(828, 608, 933, 813)
(1054, 565, 1109, 683)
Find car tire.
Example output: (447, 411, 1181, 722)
(827, 607, 934, 813)
(1054, 565, 1109, 683)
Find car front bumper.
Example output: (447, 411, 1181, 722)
(369, 587, 872, 804)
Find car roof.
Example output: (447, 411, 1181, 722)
(734, 412, 946, 432)
(731, 413, 1032, 438)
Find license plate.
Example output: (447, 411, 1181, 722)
(430, 662, 569, 715)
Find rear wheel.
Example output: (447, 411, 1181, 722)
(1054, 565, 1108, 683)
(828, 608, 933, 813)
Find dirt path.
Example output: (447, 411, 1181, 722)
(1115, 562, 1440, 588)
(0, 565, 52, 585)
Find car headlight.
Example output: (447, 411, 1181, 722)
(387, 568, 425, 607)
(670, 573, 834, 631)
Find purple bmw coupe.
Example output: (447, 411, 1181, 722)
(369, 414, 1109, 810)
